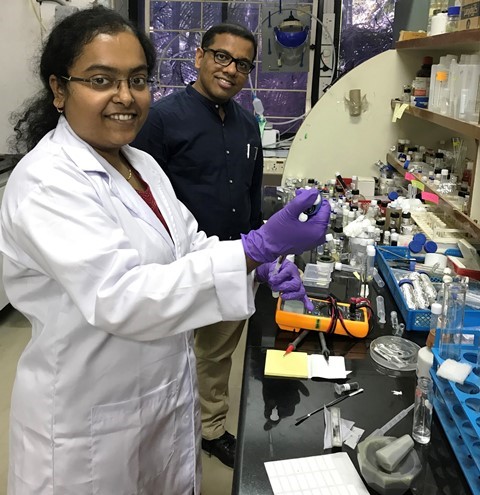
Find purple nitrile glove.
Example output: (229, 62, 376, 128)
(255, 259, 314, 312)
(241, 188, 331, 264)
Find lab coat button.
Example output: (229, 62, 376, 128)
(226, 150, 230, 155)
(229, 179, 233, 184)
(232, 208, 236, 213)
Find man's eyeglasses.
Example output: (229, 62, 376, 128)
(61, 75, 156, 92)
(203, 49, 255, 75)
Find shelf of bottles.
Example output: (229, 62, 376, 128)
(386, 152, 480, 240)
(398, 104, 480, 139)
(395, 28, 480, 52)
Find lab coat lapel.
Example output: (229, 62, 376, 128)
(55, 118, 173, 244)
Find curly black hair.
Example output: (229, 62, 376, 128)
(9, 5, 156, 153)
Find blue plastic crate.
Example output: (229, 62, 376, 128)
(430, 328, 480, 494)
(376, 246, 480, 331)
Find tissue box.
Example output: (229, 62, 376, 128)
(357, 176, 375, 198)
(460, 1, 480, 30)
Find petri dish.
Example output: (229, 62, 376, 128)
(370, 335, 420, 371)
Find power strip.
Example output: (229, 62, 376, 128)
(275, 297, 369, 338)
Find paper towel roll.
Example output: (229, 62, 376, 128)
(416, 346, 434, 378)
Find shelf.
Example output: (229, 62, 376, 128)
(386, 152, 480, 240)
(394, 103, 480, 138)
(395, 29, 480, 52)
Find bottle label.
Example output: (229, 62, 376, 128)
(412, 77, 430, 97)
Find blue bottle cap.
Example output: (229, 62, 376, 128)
(424, 240, 438, 253)
(413, 233, 426, 245)
(408, 241, 423, 254)
(388, 191, 399, 201)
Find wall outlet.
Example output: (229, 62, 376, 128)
(264, 158, 286, 175)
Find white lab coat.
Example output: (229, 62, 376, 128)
(0, 117, 256, 495)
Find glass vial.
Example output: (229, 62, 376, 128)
(412, 376, 433, 444)
(426, 302, 442, 348)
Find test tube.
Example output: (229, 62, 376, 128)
(366, 245, 376, 281)
(376, 295, 386, 324)
(372, 268, 385, 288)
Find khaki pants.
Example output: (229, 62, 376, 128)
(194, 319, 245, 440)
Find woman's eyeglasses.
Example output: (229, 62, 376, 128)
(61, 75, 157, 92)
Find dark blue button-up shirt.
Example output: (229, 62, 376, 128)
(132, 83, 264, 240)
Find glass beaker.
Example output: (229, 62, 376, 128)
(438, 276, 468, 361)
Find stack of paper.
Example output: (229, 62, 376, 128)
(264, 349, 348, 380)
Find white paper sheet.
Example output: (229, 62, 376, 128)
(308, 355, 348, 379)
(264, 452, 369, 494)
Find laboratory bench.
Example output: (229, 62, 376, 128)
(232, 273, 473, 495)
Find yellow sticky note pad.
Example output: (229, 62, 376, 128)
(264, 349, 309, 379)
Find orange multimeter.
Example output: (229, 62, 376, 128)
(275, 296, 370, 338)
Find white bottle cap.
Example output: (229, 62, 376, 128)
(431, 302, 442, 315)
(326, 233, 334, 242)
(335, 262, 343, 271)
(367, 245, 376, 256)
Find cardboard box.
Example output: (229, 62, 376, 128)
(460, 1, 480, 30)
(398, 30, 427, 41)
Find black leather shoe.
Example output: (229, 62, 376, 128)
(201, 431, 236, 468)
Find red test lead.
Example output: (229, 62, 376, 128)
(283, 329, 309, 356)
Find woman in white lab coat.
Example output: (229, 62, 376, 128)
(1, 6, 330, 495)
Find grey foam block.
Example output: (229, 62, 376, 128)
(375, 434, 414, 473)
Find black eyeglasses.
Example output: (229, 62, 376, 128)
(61, 75, 156, 92)
(203, 48, 255, 74)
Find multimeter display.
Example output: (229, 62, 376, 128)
(276, 297, 369, 338)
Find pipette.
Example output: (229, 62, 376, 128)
(367, 403, 415, 438)
(334, 262, 359, 275)
(376, 295, 386, 324)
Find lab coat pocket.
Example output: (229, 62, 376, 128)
(91, 379, 178, 495)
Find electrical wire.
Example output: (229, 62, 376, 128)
(315, 294, 374, 338)
(30, 0, 47, 36)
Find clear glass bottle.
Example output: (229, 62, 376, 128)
(412, 376, 433, 444)
(446, 5, 460, 32)
(438, 276, 468, 361)
(390, 211, 401, 232)
(351, 189, 360, 208)
(400, 211, 413, 234)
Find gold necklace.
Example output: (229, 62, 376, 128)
(126, 166, 132, 181)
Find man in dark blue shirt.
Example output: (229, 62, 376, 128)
(132, 23, 263, 468)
